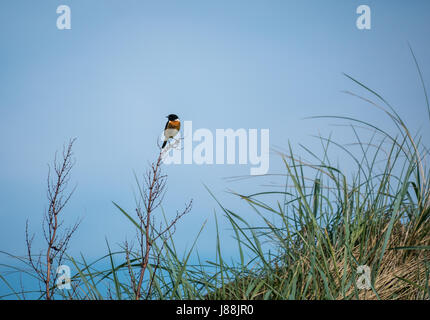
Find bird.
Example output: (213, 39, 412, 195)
(162, 114, 181, 149)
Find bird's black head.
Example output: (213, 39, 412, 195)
(166, 114, 179, 121)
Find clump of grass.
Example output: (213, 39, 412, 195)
(202, 50, 430, 300)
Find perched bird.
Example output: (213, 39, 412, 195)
(162, 114, 181, 149)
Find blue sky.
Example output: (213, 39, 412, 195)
(1, 0, 430, 294)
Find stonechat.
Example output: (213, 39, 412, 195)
(162, 114, 180, 149)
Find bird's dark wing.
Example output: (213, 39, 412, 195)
(164, 120, 169, 130)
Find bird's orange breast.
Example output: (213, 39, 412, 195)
(167, 120, 181, 130)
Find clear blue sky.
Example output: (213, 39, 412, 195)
(1, 0, 430, 293)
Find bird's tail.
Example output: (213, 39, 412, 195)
(162, 140, 167, 149)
